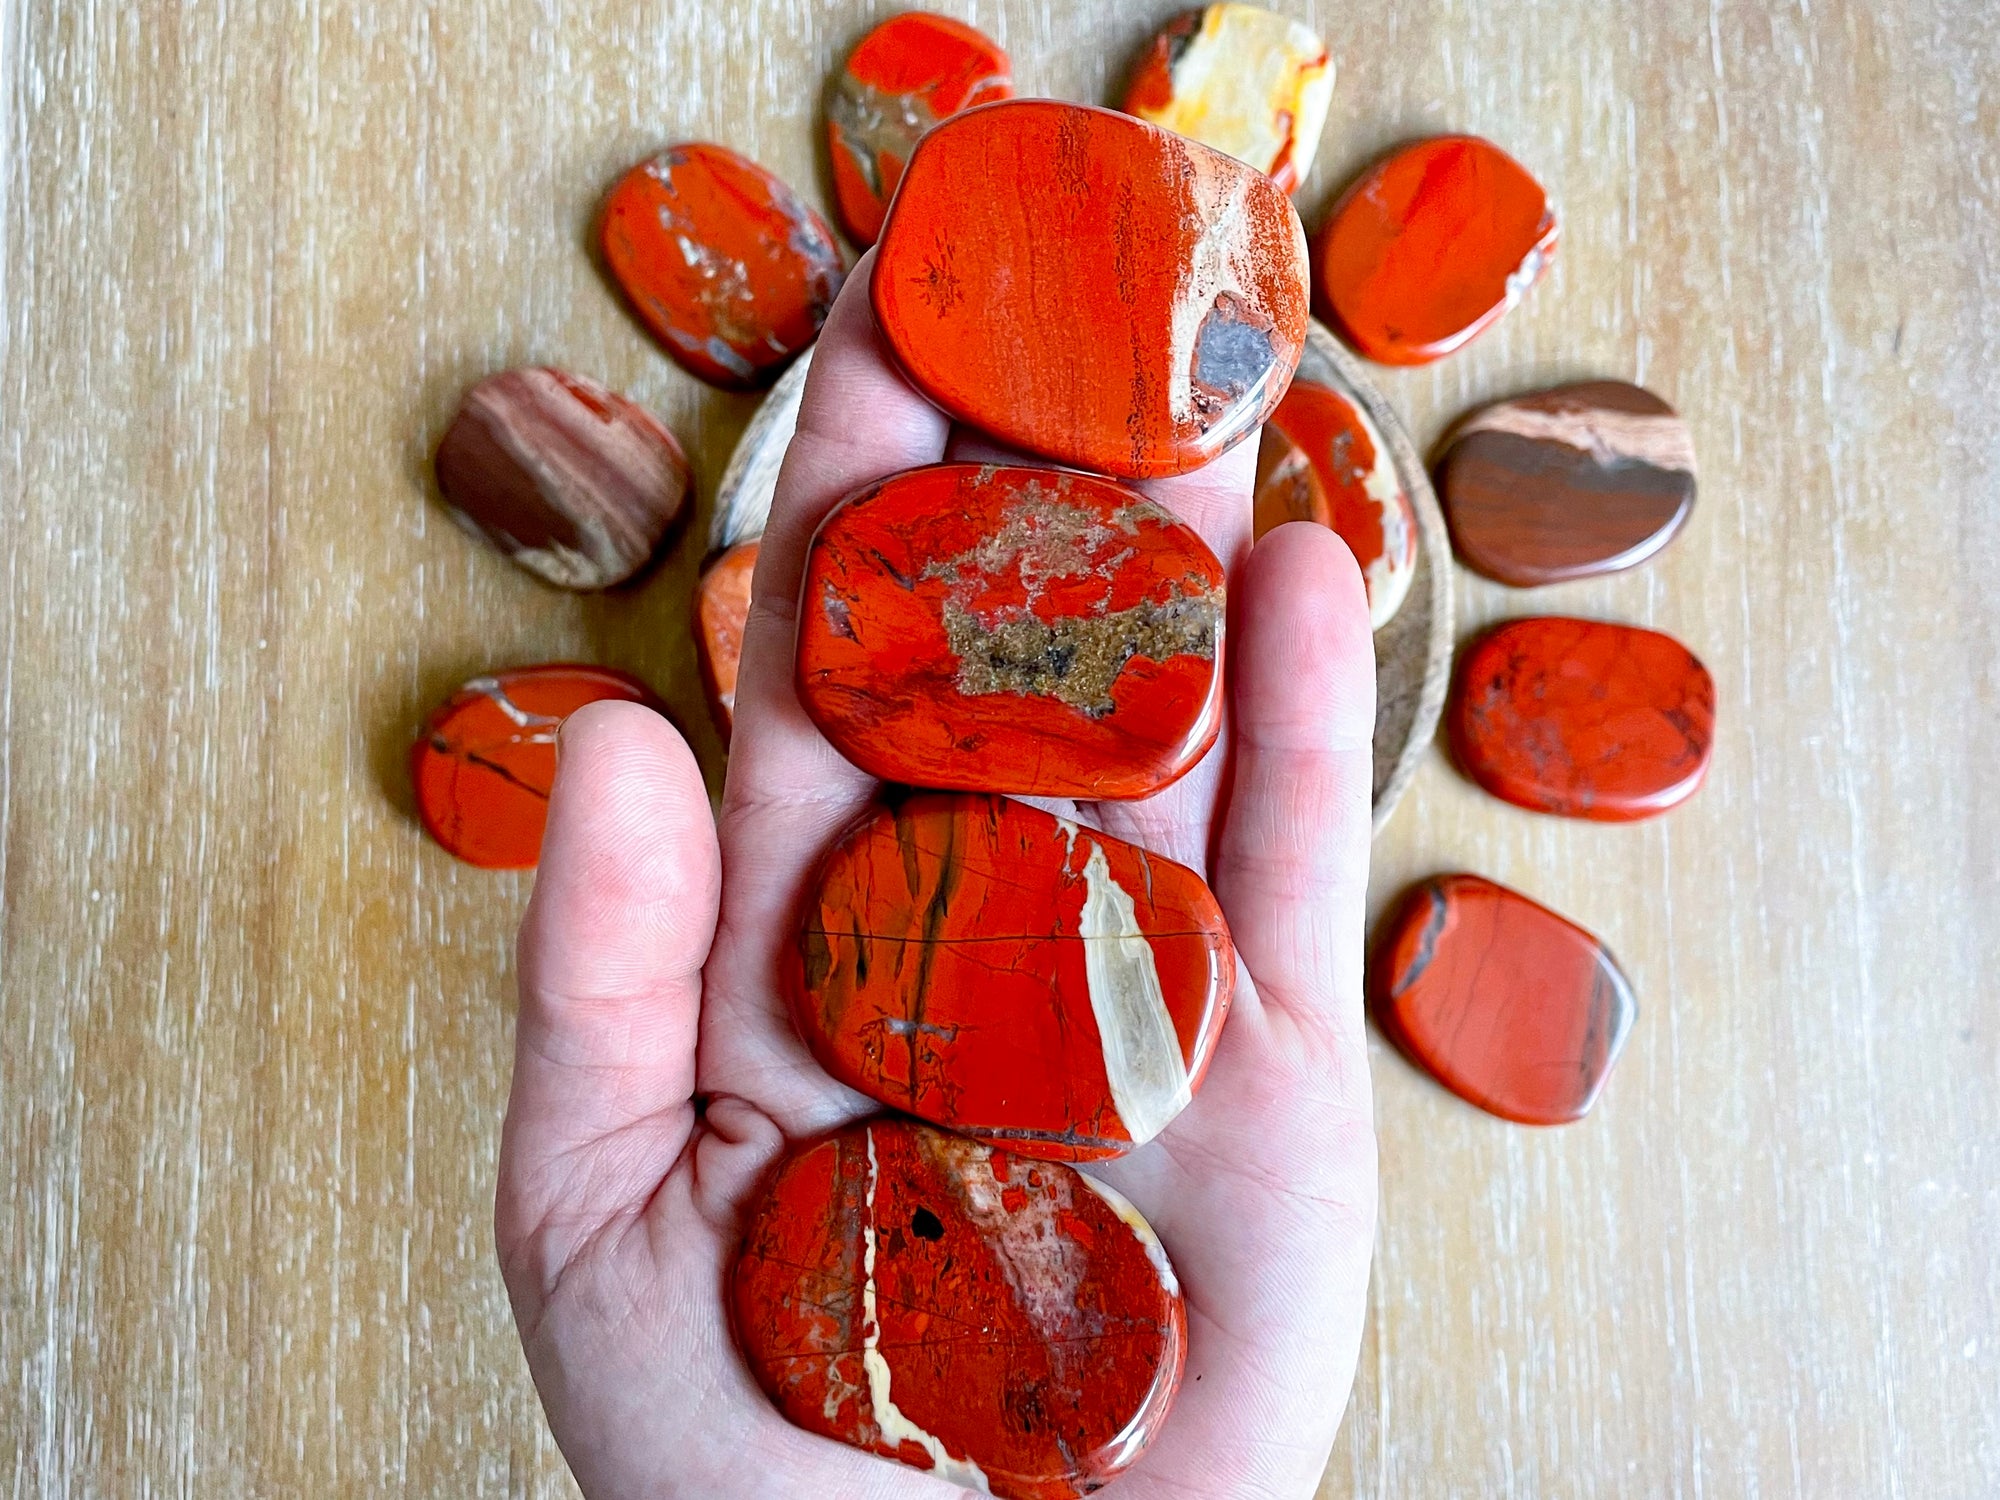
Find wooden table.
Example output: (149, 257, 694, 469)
(4, 2, 1995, 1494)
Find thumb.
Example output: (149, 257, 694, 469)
(496, 700, 720, 1288)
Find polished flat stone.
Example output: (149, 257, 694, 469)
(731, 1119, 1185, 1498)
(1121, 3, 1334, 194)
(789, 792, 1235, 1159)
(1315, 135, 1558, 365)
(873, 99, 1309, 479)
(828, 13, 1012, 246)
(1440, 380, 1697, 586)
(411, 665, 661, 868)
(797, 463, 1226, 799)
(1254, 377, 1417, 629)
(433, 367, 689, 590)
(1371, 874, 1636, 1124)
(695, 540, 757, 741)
(600, 143, 844, 388)
(1450, 616, 1715, 820)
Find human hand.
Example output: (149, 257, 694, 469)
(495, 259, 1379, 1499)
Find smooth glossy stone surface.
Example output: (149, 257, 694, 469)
(1315, 135, 1558, 366)
(1450, 617, 1715, 820)
(600, 144, 844, 389)
(789, 793, 1236, 1159)
(828, 13, 1012, 247)
(411, 665, 660, 868)
(874, 99, 1310, 479)
(732, 1118, 1185, 1498)
(695, 541, 757, 741)
(797, 464, 1226, 798)
(1254, 378, 1417, 629)
(1371, 874, 1636, 1124)
(433, 368, 689, 590)
(1440, 381, 1697, 586)
(1122, 3, 1334, 195)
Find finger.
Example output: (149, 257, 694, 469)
(1211, 520, 1375, 1064)
(704, 257, 950, 1121)
(497, 701, 720, 1262)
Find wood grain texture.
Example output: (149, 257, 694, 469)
(2, 3, 1995, 1497)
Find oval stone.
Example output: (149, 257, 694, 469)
(599, 144, 844, 389)
(828, 13, 1012, 246)
(1121, 3, 1335, 195)
(788, 793, 1236, 1160)
(796, 464, 1226, 799)
(1315, 135, 1558, 366)
(1440, 380, 1698, 586)
(695, 540, 757, 741)
(1450, 617, 1715, 820)
(732, 1119, 1185, 1498)
(1371, 874, 1637, 1124)
(433, 367, 689, 590)
(1253, 378, 1417, 629)
(874, 99, 1310, 479)
(411, 664, 661, 868)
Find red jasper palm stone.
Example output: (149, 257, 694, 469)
(1372, 874, 1636, 1124)
(1315, 135, 1558, 365)
(732, 1119, 1186, 1498)
(695, 540, 757, 740)
(796, 464, 1226, 799)
(1451, 616, 1715, 820)
(828, 13, 1012, 246)
(874, 99, 1310, 479)
(789, 793, 1236, 1160)
(599, 143, 844, 389)
(410, 664, 660, 868)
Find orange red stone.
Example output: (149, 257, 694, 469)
(1450, 617, 1715, 821)
(789, 793, 1236, 1160)
(1371, 874, 1636, 1124)
(1122, 3, 1334, 195)
(731, 1118, 1185, 1497)
(1315, 135, 1558, 366)
(874, 99, 1309, 479)
(796, 464, 1226, 799)
(695, 540, 757, 740)
(600, 144, 844, 389)
(411, 664, 661, 868)
(828, 13, 1012, 246)
(1253, 378, 1417, 628)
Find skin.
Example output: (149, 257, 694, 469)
(495, 256, 1380, 1500)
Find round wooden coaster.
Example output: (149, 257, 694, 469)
(709, 326, 1451, 833)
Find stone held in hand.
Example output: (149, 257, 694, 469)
(600, 143, 844, 389)
(1121, 3, 1335, 195)
(788, 792, 1236, 1160)
(828, 12, 1013, 247)
(1254, 377, 1418, 629)
(1371, 873, 1637, 1124)
(695, 540, 757, 741)
(1449, 616, 1715, 821)
(433, 367, 689, 590)
(731, 1117, 1186, 1498)
(796, 463, 1227, 799)
(1439, 380, 1697, 586)
(873, 98, 1310, 479)
(1315, 135, 1558, 366)
(410, 664, 662, 869)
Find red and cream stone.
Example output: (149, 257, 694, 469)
(789, 793, 1236, 1159)
(1122, 4, 1335, 195)
(795, 464, 1227, 799)
(731, 1119, 1186, 1497)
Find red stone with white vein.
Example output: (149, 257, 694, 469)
(789, 793, 1236, 1160)
(795, 464, 1226, 799)
(731, 1118, 1186, 1498)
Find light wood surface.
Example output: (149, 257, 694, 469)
(4, 2, 1995, 1496)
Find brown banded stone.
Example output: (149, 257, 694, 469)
(1440, 381, 1696, 587)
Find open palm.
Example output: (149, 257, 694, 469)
(495, 263, 1380, 1500)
